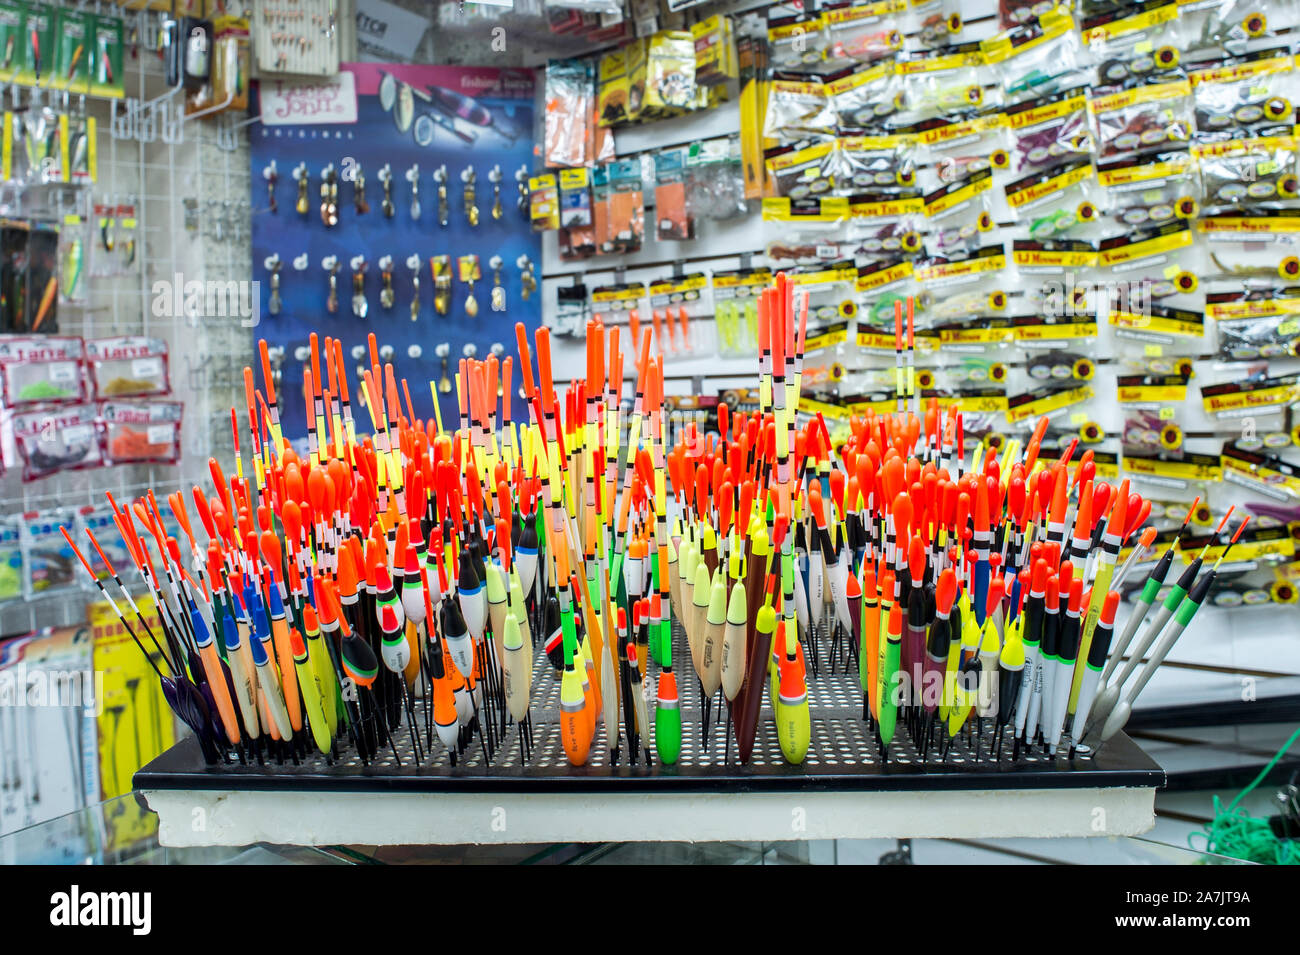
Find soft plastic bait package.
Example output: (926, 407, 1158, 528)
(1196, 0, 1293, 46)
(835, 133, 916, 193)
(0, 336, 87, 407)
(1195, 136, 1300, 210)
(1190, 50, 1295, 142)
(12, 403, 103, 482)
(847, 213, 925, 261)
(822, 2, 904, 69)
(913, 111, 1013, 165)
(767, 11, 828, 74)
(1090, 74, 1195, 160)
(926, 204, 995, 258)
(910, 3, 965, 50)
(765, 138, 839, 198)
(1006, 87, 1092, 173)
(544, 58, 598, 168)
(87, 336, 171, 397)
(1123, 408, 1185, 454)
(927, 283, 1011, 322)
(981, 6, 1083, 101)
(21, 508, 80, 599)
(900, 58, 992, 121)
(1103, 178, 1199, 229)
(685, 137, 747, 220)
(764, 73, 836, 141)
(1003, 157, 1097, 237)
(0, 516, 20, 606)
(1214, 311, 1300, 361)
(101, 399, 184, 466)
(827, 63, 905, 128)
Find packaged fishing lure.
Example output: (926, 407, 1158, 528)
(606, 158, 644, 254)
(981, 6, 1084, 102)
(65, 115, 96, 184)
(86, 336, 171, 398)
(685, 136, 746, 220)
(1080, 0, 1186, 59)
(52, 6, 93, 93)
(922, 168, 997, 250)
(1089, 72, 1194, 160)
(827, 62, 904, 129)
(58, 220, 87, 304)
(898, 50, 993, 122)
(528, 172, 559, 232)
(21, 507, 80, 599)
(0, 220, 60, 333)
(0, 515, 20, 606)
(1189, 47, 1295, 142)
(764, 72, 836, 141)
(11, 402, 103, 482)
(1193, 135, 1300, 211)
(1006, 86, 1093, 173)
(654, 147, 693, 240)
(0, 335, 86, 407)
(821, 0, 905, 69)
(846, 194, 924, 260)
(835, 133, 916, 193)
(1122, 408, 1186, 455)
(91, 203, 138, 276)
(641, 31, 698, 120)
(558, 167, 595, 259)
(0, 3, 22, 87)
(1195, 0, 1294, 46)
(1097, 148, 1199, 227)
(711, 266, 770, 357)
(1213, 311, 1300, 361)
(101, 399, 183, 466)
(765, 137, 838, 199)
(908, 110, 1013, 165)
(766, 10, 827, 75)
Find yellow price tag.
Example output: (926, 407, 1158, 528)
(1159, 406, 1176, 420)
(1279, 319, 1298, 336)
(1162, 263, 1182, 279)
(1134, 41, 1153, 54)
(1145, 344, 1164, 357)
(1070, 412, 1088, 425)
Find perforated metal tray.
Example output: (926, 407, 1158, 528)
(136, 622, 1163, 795)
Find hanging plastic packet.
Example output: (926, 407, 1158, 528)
(982, 6, 1085, 102)
(1004, 157, 1101, 238)
(551, 281, 589, 338)
(1006, 85, 1093, 173)
(897, 43, 994, 122)
(767, 9, 827, 75)
(1195, 0, 1294, 47)
(908, 109, 1012, 167)
(1089, 63, 1194, 160)
(590, 164, 610, 251)
(1080, 1, 1183, 59)
(590, 281, 646, 336)
(836, 132, 916, 194)
(827, 62, 904, 130)
(765, 137, 838, 199)
(642, 31, 698, 121)
(822, 1, 905, 70)
(101, 399, 183, 466)
(693, 15, 739, 90)
(12, 402, 103, 481)
(655, 147, 693, 240)
(1096, 146, 1198, 227)
(1208, 284, 1300, 361)
(22, 508, 80, 599)
(922, 166, 996, 244)
(847, 192, 924, 261)
(764, 71, 836, 143)
(1122, 407, 1186, 454)
(1108, 299, 1206, 351)
(529, 172, 560, 232)
(21, 103, 63, 184)
(87, 336, 170, 397)
(0, 516, 20, 605)
(910, 2, 966, 51)
(0, 335, 86, 406)
(647, 271, 709, 354)
(65, 114, 96, 183)
(58, 218, 87, 304)
(604, 157, 645, 254)
(3, 221, 61, 334)
(558, 167, 596, 260)
(915, 244, 1009, 300)
(686, 136, 747, 221)
(597, 47, 631, 128)
(712, 266, 770, 357)
(1189, 47, 1294, 142)
(1193, 135, 1300, 211)
(999, 0, 1055, 29)
(208, 14, 250, 113)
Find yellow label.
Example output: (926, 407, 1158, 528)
(1189, 54, 1293, 86)
(1089, 79, 1190, 115)
(915, 251, 1006, 283)
(918, 112, 1008, 147)
(1202, 383, 1298, 415)
(761, 196, 849, 223)
(558, 168, 590, 189)
(1109, 310, 1204, 338)
(1083, 2, 1177, 44)
(1005, 162, 1092, 209)
(1223, 455, 1300, 497)
(1006, 384, 1094, 423)
(923, 171, 994, 217)
(1015, 319, 1099, 341)
(1197, 214, 1300, 235)
(1013, 246, 1098, 268)
(825, 0, 909, 25)
(1099, 224, 1193, 266)
(1191, 135, 1297, 159)
(849, 196, 925, 218)
(1, 112, 10, 183)
(825, 63, 894, 96)
(981, 8, 1074, 64)
(896, 50, 985, 74)
(1117, 383, 1188, 402)
(1206, 297, 1300, 320)
(1097, 154, 1194, 188)
(856, 261, 913, 292)
(1125, 454, 1222, 482)
(1006, 93, 1088, 130)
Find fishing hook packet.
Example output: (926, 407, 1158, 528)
(0, 335, 86, 407)
(821, 0, 906, 70)
(827, 62, 905, 129)
(1006, 86, 1093, 173)
(12, 402, 103, 482)
(101, 399, 184, 466)
(1192, 135, 1300, 211)
(1189, 47, 1295, 143)
(87, 335, 171, 398)
(981, 6, 1084, 102)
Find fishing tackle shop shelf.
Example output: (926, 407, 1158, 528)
(135, 625, 1164, 848)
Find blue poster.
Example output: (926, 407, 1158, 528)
(250, 63, 540, 442)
